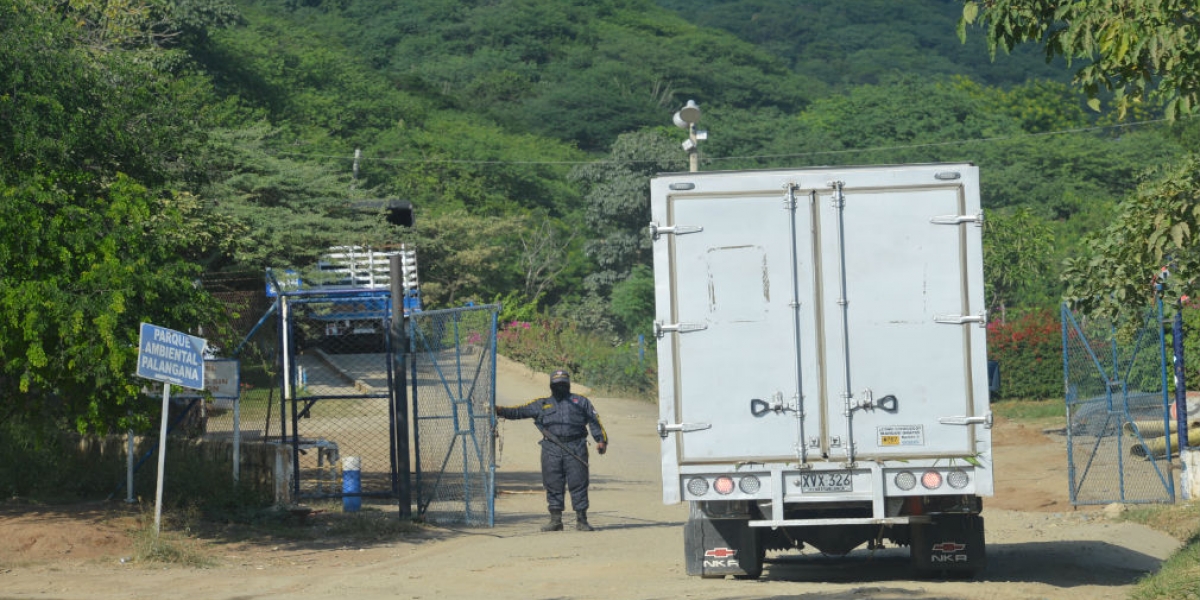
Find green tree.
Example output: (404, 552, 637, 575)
(960, 0, 1200, 119)
(569, 130, 684, 296)
(551, 130, 683, 335)
(1063, 156, 1200, 316)
(961, 1, 1200, 318)
(407, 210, 523, 308)
(0, 175, 225, 433)
(610, 264, 657, 337)
(199, 125, 393, 271)
(984, 207, 1055, 320)
(658, 0, 1069, 87)
(0, 0, 234, 433)
(516, 218, 577, 303)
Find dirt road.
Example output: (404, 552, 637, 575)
(0, 357, 1183, 600)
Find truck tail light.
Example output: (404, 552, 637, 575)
(894, 471, 917, 491)
(921, 470, 943, 489)
(947, 469, 970, 489)
(738, 475, 761, 494)
(713, 476, 735, 495)
(686, 477, 709, 496)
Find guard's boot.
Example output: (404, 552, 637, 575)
(575, 510, 594, 532)
(541, 510, 564, 532)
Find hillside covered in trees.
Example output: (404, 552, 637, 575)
(2, 0, 1194, 431)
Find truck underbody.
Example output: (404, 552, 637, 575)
(686, 497, 986, 579)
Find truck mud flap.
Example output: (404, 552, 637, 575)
(684, 513, 763, 579)
(910, 514, 986, 576)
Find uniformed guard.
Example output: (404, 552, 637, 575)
(495, 369, 608, 531)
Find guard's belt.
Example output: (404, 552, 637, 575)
(554, 433, 587, 443)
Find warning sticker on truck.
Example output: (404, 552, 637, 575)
(877, 425, 925, 447)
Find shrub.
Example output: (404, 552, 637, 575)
(497, 317, 656, 398)
(987, 309, 1063, 400)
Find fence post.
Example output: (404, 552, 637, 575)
(390, 255, 413, 518)
(1173, 309, 1195, 502)
(1173, 310, 1189, 454)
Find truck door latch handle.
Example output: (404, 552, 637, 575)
(657, 421, 712, 439)
(938, 413, 993, 428)
(934, 312, 988, 327)
(930, 213, 983, 226)
(648, 222, 704, 241)
(750, 395, 800, 416)
(654, 321, 708, 338)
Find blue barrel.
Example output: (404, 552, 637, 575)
(342, 456, 361, 512)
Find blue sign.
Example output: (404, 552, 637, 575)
(136, 323, 207, 390)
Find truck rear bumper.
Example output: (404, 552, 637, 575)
(749, 515, 932, 528)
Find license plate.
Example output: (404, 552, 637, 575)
(799, 472, 853, 493)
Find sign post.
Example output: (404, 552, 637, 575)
(136, 323, 207, 535)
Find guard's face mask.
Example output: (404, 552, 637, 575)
(550, 382, 571, 399)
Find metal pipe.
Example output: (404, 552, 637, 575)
(831, 181, 856, 464)
(1173, 308, 1189, 454)
(688, 125, 699, 172)
(784, 184, 808, 465)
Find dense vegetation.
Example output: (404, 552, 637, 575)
(3, 0, 1199, 438)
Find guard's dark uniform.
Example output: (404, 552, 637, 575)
(497, 383, 607, 517)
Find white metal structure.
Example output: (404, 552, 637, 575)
(315, 246, 402, 289)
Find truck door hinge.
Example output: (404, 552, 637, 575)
(657, 421, 712, 439)
(934, 312, 988, 327)
(654, 321, 708, 338)
(939, 413, 993, 429)
(930, 213, 984, 227)
(648, 222, 704, 241)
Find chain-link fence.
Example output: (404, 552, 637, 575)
(283, 291, 398, 503)
(174, 273, 280, 445)
(1062, 303, 1175, 505)
(174, 273, 500, 518)
(410, 304, 498, 526)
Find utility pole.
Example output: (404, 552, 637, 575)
(673, 100, 704, 172)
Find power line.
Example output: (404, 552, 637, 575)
(276, 115, 1180, 167)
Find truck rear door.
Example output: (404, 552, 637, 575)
(652, 179, 821, 468)
(815, 175, 986, 464)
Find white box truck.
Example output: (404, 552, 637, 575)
(650, 163, 992, 579)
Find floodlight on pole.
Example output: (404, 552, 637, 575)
(672, 100, 703, 172)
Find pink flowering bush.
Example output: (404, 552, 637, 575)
(987, 309, 1063, 400)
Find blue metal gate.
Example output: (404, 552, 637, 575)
(409, 304, 499, 526)
(1062, 303, 1175, 505)
(277, 283, 499, 521)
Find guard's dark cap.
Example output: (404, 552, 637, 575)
(550, 369, 570, 384)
